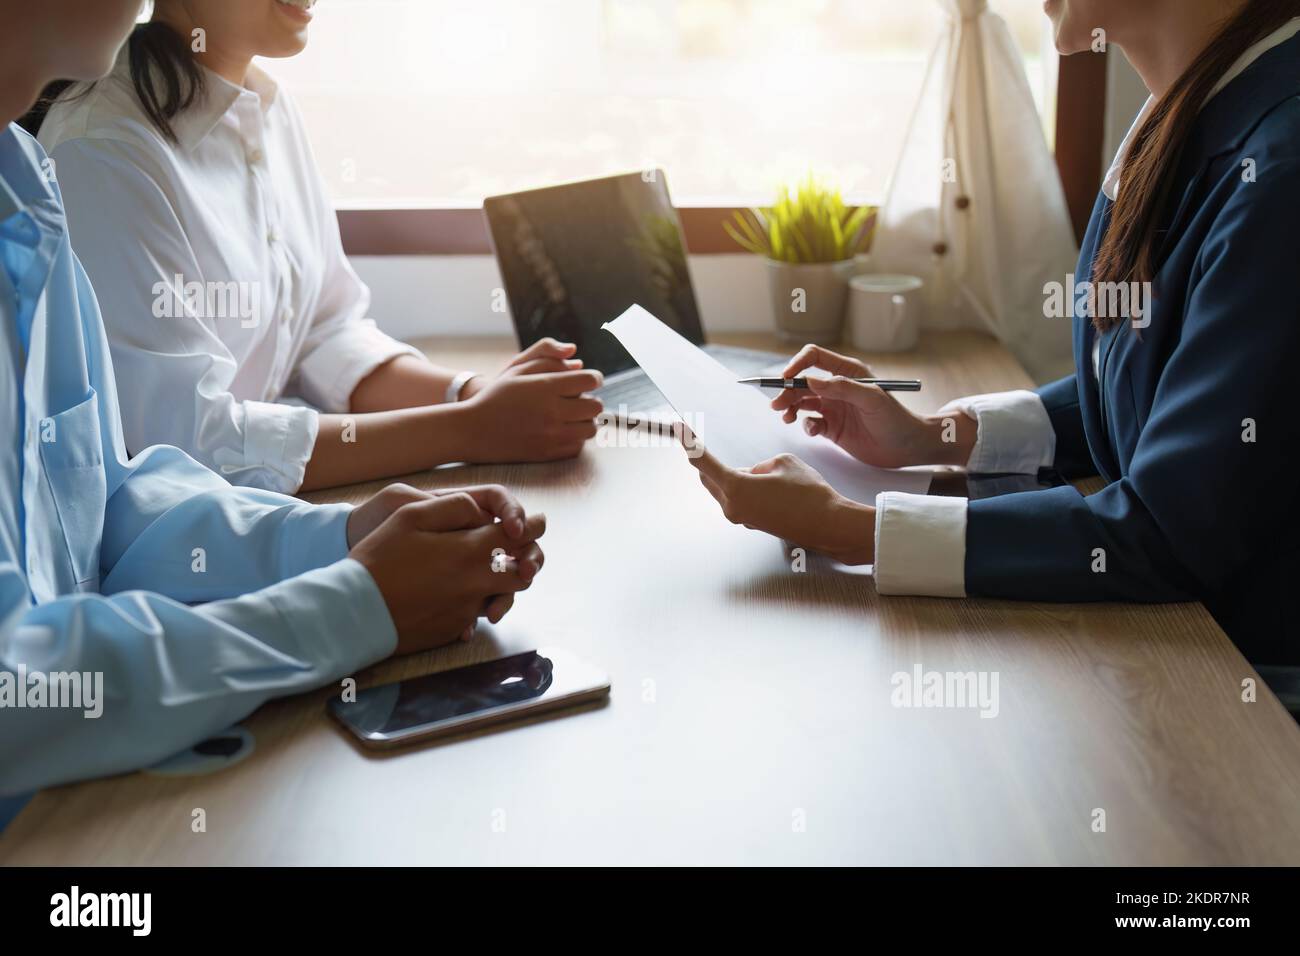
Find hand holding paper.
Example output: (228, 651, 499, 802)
(602, 305, 931, 505)
(684, 441, 882, 566)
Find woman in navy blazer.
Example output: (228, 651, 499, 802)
(686, 0, 1300, 672)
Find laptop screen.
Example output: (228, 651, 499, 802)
(484, 171, 705, 376)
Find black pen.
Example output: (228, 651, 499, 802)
(738, 376, 922, 392)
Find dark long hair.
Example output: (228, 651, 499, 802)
(1090, 0, 1300, 330)
(19, 20, 205, 144)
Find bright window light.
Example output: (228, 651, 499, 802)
(260, 0, 1057, 207)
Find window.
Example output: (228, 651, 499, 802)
(264, 0, 1057, 208)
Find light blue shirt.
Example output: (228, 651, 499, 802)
(0, 124, 396, 798)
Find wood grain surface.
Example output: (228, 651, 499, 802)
(4, 332, 1298, 865)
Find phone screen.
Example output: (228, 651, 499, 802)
(329, 648, 609, 746)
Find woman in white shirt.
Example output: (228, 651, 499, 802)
(684, 0, 1300, 677)
(33, 0, 602, 494)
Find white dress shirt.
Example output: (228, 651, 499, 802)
(873, 18, 1300, 597)
(38, 50, 421, 493)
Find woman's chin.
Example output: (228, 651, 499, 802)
(268, 0, 313, 52)
(257, 30, 310, 59)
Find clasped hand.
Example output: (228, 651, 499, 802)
(347, 482, 545, 653)
(459, 338, 604, 462)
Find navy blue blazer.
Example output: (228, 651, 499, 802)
(965, 33, 1300, 666)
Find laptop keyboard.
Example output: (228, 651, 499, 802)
(599, 374, 670, 413)
(704, 343, 790, 375)
(595, 343, 787, 423)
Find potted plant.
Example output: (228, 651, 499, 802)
(724, 176, 875, 344)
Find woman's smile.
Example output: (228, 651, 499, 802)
(273, 0, 316, 25)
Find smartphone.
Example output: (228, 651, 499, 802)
(328, 647, 610, 749)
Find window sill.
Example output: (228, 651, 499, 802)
(337, 205, 879, 257)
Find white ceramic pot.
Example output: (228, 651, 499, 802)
(765, 259, 855, 345)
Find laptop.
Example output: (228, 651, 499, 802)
(483, 170, 786, 425)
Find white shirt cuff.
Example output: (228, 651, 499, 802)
(212, 399, 319, 494)
(295, 320, 424, 413)
(873, 492, 967, 597)
(938, 390, 1055, 474)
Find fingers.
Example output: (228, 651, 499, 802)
(803, 414, 828, 438)
(486, 546, 546, 582)
(697, 470, 725, 503)
(529, 423, 595, 461)
(748, 453, 802, 476)
(406, 497, 542, 548)
(523, 511, 547, 543)
(435, 484, 525, 538)
(349, 482, 433, 546)
(677, 424, 743, 494)
(479, 541, 543, 624)
(511, 338, 578, 366)
(468, 536, 545, 593)
(561, 395, 604, 422)
(525, 369, 604, 396)
(398, 491, 488, 533)
(511, 541, 545, 583)
(377, 482, 430, 508)
(770, 387, 810, 413)
(776, 395, 823, 423)
(683, 440, 738, 493)
(483, 592, 515, 625)
(678, 422, 719, 493)
(506, 356, 584, 376)
(562, 420, 599, 441)
(782, 343, 870, 379)
(807, 375, 895, 408)
(748, 456, 783, 476)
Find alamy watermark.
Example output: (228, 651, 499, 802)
(1043, 273, 1151, 329)
(50, 886, 150, 936)
(596, 406, 706, 458)
(1, 665, 103, 718)
(890, 665, 1000, 719)
(152, 274, 262, 329)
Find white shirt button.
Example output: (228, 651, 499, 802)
(247, 148, 264, 165)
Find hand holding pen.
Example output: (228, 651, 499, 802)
(764, 344, 972, 469)
(739, 376, 921, 392)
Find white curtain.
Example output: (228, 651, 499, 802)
(869, 0, 1078, 382)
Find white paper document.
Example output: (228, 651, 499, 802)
(602, 305, 932, 504)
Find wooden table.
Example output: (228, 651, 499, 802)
(5, 332, 1300, 865)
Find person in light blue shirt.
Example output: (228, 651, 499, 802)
(0, 0, 547, 807)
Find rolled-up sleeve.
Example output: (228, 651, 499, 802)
(293, 311, 423, 413)
(223, 398, 319, 492)
(48, 138, 319, 493)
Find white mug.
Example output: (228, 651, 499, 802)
(847, 274, 923, 352)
